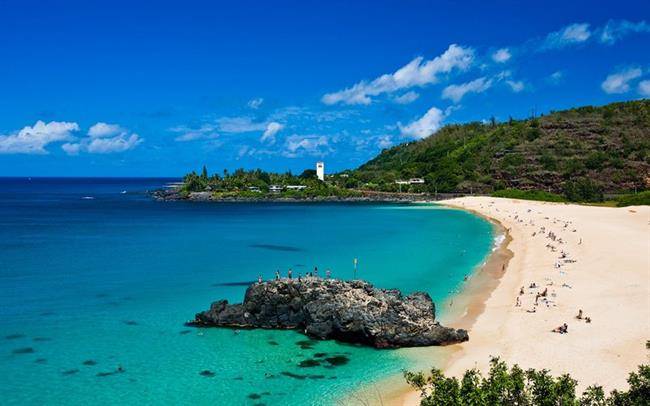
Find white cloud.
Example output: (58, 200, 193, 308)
(542, 23, 591, 50)
(0, 120, 79, 154)
(506, 80, 525, 92)
(548, 71, 564, 84)
(322, 44, 474, 105)
(393, 91, 420, 104)
(283, 135, 331, 157)
(63, 122, 142, 154)
(600, 20, 650, 44)
(247, 98, 264, 109)
(87, 122, 124, 138)
(85, 133, 142, 153)
(492, 48, 511, 63)
(601, 67, 643, 94)
(61, 142, 81, 155)
(170, 124, 219, 142)
(216, 116, 267, 133)
(638, 80, 650, 97)
(377, 135, 393, 149)
(399, 107, 446, 139)
(260, 122, 284, 144)
(442, 77, 493, 103)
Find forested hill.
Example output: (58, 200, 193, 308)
(354, 100, 650, 196)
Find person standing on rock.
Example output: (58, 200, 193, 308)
(258, 274, 262, 284)
(314, 267, 318, 278)
(275, 270, 280, 280)
(326, 269, 331, 279)
(288, 269, 292, 279)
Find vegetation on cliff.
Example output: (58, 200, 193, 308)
(355, 100, 649, 201)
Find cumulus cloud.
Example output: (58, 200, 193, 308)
(601, 67, 643, 94)
(322, 44, 474, 105)
(63, 122, 142, 154)
(542, 23, 591, 50)
(442, 77, 493, 103)
(399, 107, 446, 139)
(85, 133, 142, 153)
(87, 122, 124, 138)
(492, 48, 511, 63)
(600, 20, 650, 44)
(638, 80, 650, 97)
(247, 98, 264, 109)
(283, 134, 331, 157)
(0, 120, 79, 154)
(393, 91, 420, 104)
(260, 122, 284, 144)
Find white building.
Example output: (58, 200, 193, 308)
(286, 185, 307, 190)
(409, 178, 425, 184)
(316, 161, 325, 181)
(269, 185, 283, 193)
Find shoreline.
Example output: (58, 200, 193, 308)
(346, 204, 513, 405)
(393, 197, 650, 405)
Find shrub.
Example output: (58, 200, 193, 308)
(615, 191, 650, 207)
(405, 358, 650, 406)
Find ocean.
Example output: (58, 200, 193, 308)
(0, 178, 494, 405)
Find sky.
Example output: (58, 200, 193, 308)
(0, 0, 649, 177)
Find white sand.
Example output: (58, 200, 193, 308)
(398, 197, 650, 405)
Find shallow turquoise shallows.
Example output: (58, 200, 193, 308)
(0, 178, 493, 405)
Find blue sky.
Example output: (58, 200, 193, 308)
(0, 0, 649, 177)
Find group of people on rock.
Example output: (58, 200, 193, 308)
(258, 267, 333, 284)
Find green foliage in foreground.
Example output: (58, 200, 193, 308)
(492, 189, 567, 202)
(614, 191, 650, 207)
(404, 357, 650, 406)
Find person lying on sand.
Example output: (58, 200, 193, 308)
(552, 323, 568, 334)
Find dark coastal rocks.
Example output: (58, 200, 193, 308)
(189, 279, 468, 348)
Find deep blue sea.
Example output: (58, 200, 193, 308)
(0, 178, 494, 405)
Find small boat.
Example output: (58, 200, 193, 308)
(120, 190, 127, 194)
(81, 196, 95, 200)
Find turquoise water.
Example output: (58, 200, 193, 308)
(0, 178, 493, 405)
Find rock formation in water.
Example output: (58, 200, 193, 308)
(188, 278, 468, 348)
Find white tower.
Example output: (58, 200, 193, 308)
(316, 161, 325, 181)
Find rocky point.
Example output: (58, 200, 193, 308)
(188, 278, 468, 348)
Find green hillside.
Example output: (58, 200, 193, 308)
(353, 100, 650, 200)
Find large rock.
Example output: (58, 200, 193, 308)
(189, 278, 468, 348)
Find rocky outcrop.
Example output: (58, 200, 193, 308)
(189, 278, 468, 348)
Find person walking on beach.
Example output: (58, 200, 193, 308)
(288, 269, 292, 279)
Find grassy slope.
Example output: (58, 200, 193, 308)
(355, 100, 650, 195)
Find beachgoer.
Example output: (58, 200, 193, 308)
(288, 269, 292, 279)
(519, 287, 524, 295)
(585, 317, 591, 323)
(576, 309, 583, 320)
(314, 267, 318, 278)
(516, 297, 521, 307)
(258, 274, 262, 284)
(326, 269, 331, 279)
(275, 270, 280, 280)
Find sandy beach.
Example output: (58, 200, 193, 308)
(396, 196, 650, 405)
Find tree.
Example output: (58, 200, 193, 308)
(405, 358, 649, 406)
